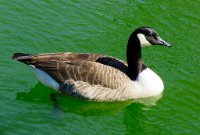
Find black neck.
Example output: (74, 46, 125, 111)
(126, 33, 146, 80)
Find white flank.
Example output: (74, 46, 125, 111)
(137, 33, 151, 47)
(29, 65, 59, 90)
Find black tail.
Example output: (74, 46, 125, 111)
(12, 53, 33, 64)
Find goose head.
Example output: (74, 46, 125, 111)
(126, 26, 171, 80)
(134, 26, 171, 47)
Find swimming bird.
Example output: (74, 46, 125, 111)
(12, 26, 170, 101)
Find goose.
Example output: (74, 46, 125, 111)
(12, 26, 170, 101)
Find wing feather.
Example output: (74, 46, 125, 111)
(27, 52, 131, 89)
(32, 60, 129, 89)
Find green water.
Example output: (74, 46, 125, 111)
(1, 0, 200, 134)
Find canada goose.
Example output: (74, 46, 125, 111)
(12, 26, 170, 101)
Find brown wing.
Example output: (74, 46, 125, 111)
(29, 52, 102, 62)
(15, 52, 130, 89)
(96, 56, 128, 75)
(30, 52, 129, 74)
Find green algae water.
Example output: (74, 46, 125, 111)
(0, 1, 200, 134)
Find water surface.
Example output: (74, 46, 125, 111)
(0, 0, 200, 134)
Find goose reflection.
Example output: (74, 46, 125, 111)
(16, 82, 162, 117)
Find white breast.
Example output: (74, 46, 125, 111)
(131, 68, 164, 98)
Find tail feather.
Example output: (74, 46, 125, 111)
(12, 53, 33, 64)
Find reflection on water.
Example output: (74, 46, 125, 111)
(16, 82, 163, 116)
(124, 103, 146, 134)
(15, 82, 164, 134)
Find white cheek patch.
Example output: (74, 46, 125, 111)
(137, 33, 151, 47)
